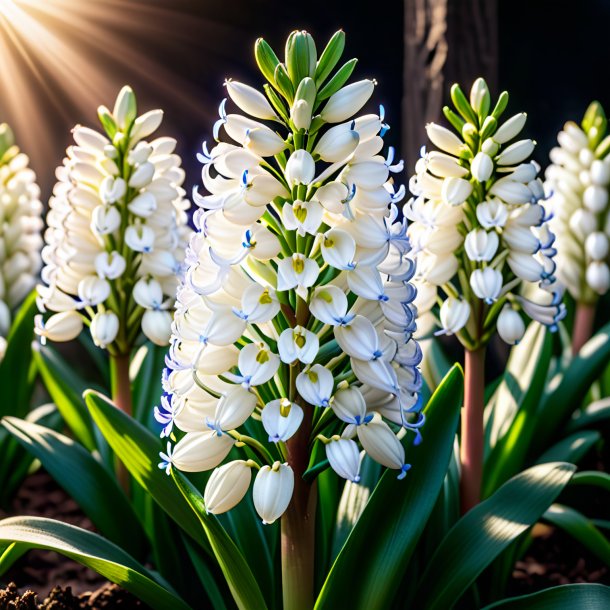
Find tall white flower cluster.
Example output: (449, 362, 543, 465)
(406, 78, 566, 348)
(0, 123, 43, 356)
(157, 30, 422, 524)
(36, 87, 190, 353)
(545, 102, 610, 302)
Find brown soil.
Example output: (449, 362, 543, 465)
(0, 471, 148, 609)
(508, 524, 610, 595)
(0, 582, 145, 609)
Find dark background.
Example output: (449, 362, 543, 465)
(2, 0, 609, 199)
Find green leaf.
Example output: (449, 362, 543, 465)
(315, 365, 464, 610)
(84, 390, 211, 555)
(172, 469, 267, 610)
(484, 324, 553, 495)
(316, 58, 358, 102)
(131, 342, 166, 425)
(420, 337, 452, 393)
(482, 583, 610, 609)
(1, 416, 146, 559)
(544, 504, 610, 566)
(34, 344, 97, 451)
(450, 83, 478, 125)
(536, 431, 600, 465)
(0, 290, 37, 418)
(414, 462, 576, 610)
(536, 321, 610, 450)
(0, 516, 190, 610)
(315, 30, 345, 86)
(570, 470, 610, 493)
(565, 397, 610, 433)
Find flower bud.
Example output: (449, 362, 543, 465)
(130, 110, 164, 142)
(225, 80, 277, 120)
(425, 123, 463, 156)
(586, 261, 610, 294)
(493, 113, 527, 144)
(590, 159, 610, 186)
(481, 138, 500, 156)
(171, 430, 235, 472)
(471, 152, 494, 182)
(439, 297, 470, 335)
(331, 384, 368, 425)
(141, 309, 172, 346)
(261, 398, 303, 442)
(253, 462, 294, 524)
(285, 149, 315, 186)
(583, 185, 609, 213)
(244, 127, 286, 157)
(441, 177, 473, 206)
(470, 78, 490, 115)
(585, 232, 609, 261)
(209, 385, 258, 433)
(489, 179, 532, 204)
(334, 315, 381, 361)
(502, 225, 540, 254)
(78, 276, 111, 306)
(204, 460, 252, 515)
(496, 139, 536, 166)
(128, 192, 157, 218)
(321, 80, 375, 124)
(426, 152, 468, 178)
(309, 285, 350, 325)
(314, 124, 360, 162)
(357, 419, 411, 479)
(464, 229, 499, 262)
(35, 311, 83, 343)
(497, 306, 525, 345)
(113, 85, 137, 130)
(128, 162, 155, 189)
(291, 99, 313, 131)
(508, 252, 543, 282)
(470, 267, 503, 303)
(569, 209, 597, 240)
(476, 198, 509, 228)
(325, 437, 361, 483)
(133, 277, 164, 309)
(90, 311, 119, 348)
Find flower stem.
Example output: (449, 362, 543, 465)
(572, 301, 596, 355)
(460, 346, 486, 514)
(281, 406, 316, 610)
(109, 352, 132, 493)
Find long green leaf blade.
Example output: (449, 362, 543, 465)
(172, 469, 267, 610)
(482, 583, 610, 609)
(0, 516, 190, 610)
(1, 416, 146, 559)
(544, 504, 610, 566)
(84, 390, 211, 555)
(315, 365, 464, 609)
(414, 462, 576, 610)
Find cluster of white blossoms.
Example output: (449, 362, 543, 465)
(545, 101, 610, 303)
(406, 78, 566, 348)
(157, 30, 423, 524)
(0, 123, 43, 357)
(36, 87, 190, 354)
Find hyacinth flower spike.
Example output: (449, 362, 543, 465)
(158, 30, 422, 610)
(36, 86, 191, 417)
(407, 78, 565, 512)
(545, 101, 610, 353)
(0, 123, 44, 359)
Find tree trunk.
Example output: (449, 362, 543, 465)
(403, 0, 499, 171)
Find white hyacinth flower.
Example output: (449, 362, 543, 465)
(545, 101, 610, 303)
(37, 87, 190, 354)
(0, 123, 43, 350)
(407, 78, 565, 349)
(159, 30, 423, 520)
(204, 460, 254, 515)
